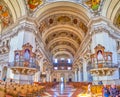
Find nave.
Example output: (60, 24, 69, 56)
(0, 81, 91, 97)
(42, 83, 76, 97)
(41, 82, 92, 97)
(1, 81, 120, 97)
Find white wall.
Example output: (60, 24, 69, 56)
(91, 32, 117, 64)
(8, 29, 36, 82)
(91, 32, 119, 83)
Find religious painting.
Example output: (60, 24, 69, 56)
(0, 2, 12, 29)
(27, 0, 43, 10)
(85, 0, 101, 11)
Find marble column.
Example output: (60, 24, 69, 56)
(83, 60, 88, 82)
(46, 70, 50, 82)
(74, 69, 77, 82)
(78, 66, 82, 82)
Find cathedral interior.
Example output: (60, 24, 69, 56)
(0, 0, 120, 97)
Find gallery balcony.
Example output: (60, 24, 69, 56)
(90, 63, 117, 76)
(10, 61, 39, 75)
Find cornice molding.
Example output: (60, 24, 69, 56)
(1, 17, 38, 39)
(88, 17, 120, 40)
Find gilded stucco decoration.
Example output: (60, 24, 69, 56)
(45, 31, 81, 45)
(55, 54, 70, 59)
(114, 14, 120, 29)
(52, 48, 74, 56)
(49, 41, 77, 52)
(116, 15, 120, 27)
(57, 16, 71, 23)
(39, 21, 47, 34)
(0, 1, 12, 30)
(27, 0, 43, 11)
(79, 22, 88, 33)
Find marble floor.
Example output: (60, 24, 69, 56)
(42, 83, 78, 97)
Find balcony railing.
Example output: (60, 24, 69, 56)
(90, 62, 118, 69)
(8, 61, 40, 71)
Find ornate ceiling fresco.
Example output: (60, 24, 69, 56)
(39, 14, 88, 36)
(54, 54, 70, 59)
(45, 31, 81, 45)
(85, 0, 101, 11)
(0, 1, 13, 32)
(39, 13, 88, 57)
(26, 0, 44, 12)
(38, 11, 89, 60)
(1, 0, 120, 63)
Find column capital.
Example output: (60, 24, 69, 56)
(13, 20, 38, 34)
